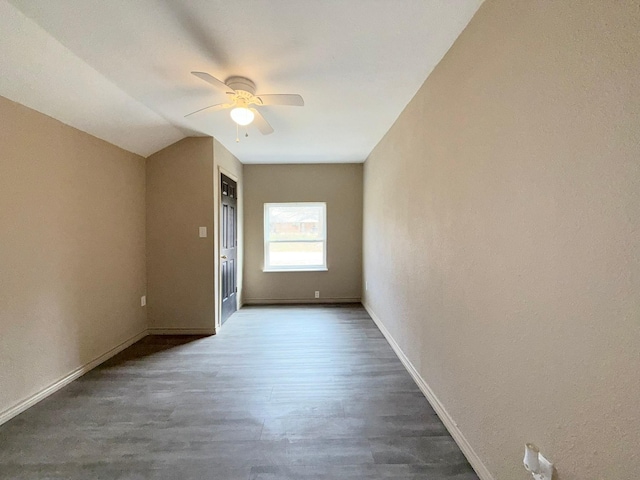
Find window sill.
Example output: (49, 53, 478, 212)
(263, 267, 328, 273)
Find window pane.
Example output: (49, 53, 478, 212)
(267, 205, 324, 242)
(268, 242, 324, 267)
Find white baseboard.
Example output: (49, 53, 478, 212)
(362, 301, 495, 480)
(0, 329, 148, 426)
(148, 328, 215, 335)
(243, 297, 361, 305)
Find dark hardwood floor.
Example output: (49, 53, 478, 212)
(0, 304, 478, 479)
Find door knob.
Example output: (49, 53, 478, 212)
(221, 255, 227, 259)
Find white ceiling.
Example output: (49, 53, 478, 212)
(3, 0, 483, 163)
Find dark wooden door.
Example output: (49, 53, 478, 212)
(220, 174, 238, 325)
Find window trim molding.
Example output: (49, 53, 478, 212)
(263, 202, 327, 272)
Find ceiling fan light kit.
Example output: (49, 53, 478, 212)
(187, 71, 304, 138)
(230, 107, 254, 126)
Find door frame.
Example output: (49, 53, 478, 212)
(215, 166, 240, 330)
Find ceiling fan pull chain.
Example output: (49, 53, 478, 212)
(236, 123, 239, 143)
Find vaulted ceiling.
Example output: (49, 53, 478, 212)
(1, 0, 483, 162)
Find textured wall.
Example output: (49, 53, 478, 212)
(146, 137, 215, 332)
(362, 1, 640, 479)
(146, 137, 243, 330)
(0, 95, 147, 417)
(244, 164, 362, 303)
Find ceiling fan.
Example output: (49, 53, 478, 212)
(186, 72, 304, 136)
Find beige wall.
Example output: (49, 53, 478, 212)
(0, 95, 147, 418)
(213, 139, 244, 318)
(244, 164, 362, 304)
(146, 137, 243, 331)
(362, 1, 640, 479)
(146, 137, 215, 333)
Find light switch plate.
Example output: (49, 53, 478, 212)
(141, 295, 146, 307)
(199, 226, 207, 238)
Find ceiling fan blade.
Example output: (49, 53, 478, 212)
(191, 71, 235, 95)
(250, 108, 274, 135)
(256, 94, 304, 107)
(184, 103, 228, 118)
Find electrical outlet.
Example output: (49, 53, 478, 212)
(314, 291, 320, 298)
(141, 295, 146, 307)
(199, 226, 207, 238)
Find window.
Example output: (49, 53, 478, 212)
(264, 202, 327, 271)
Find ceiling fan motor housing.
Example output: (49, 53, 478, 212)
(225, 76, 256, 96)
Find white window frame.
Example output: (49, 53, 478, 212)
(263, 202, 327, 272)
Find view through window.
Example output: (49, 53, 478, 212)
(264, 202, 327, 271)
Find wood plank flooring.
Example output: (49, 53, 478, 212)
(0, 304, 478, 479)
